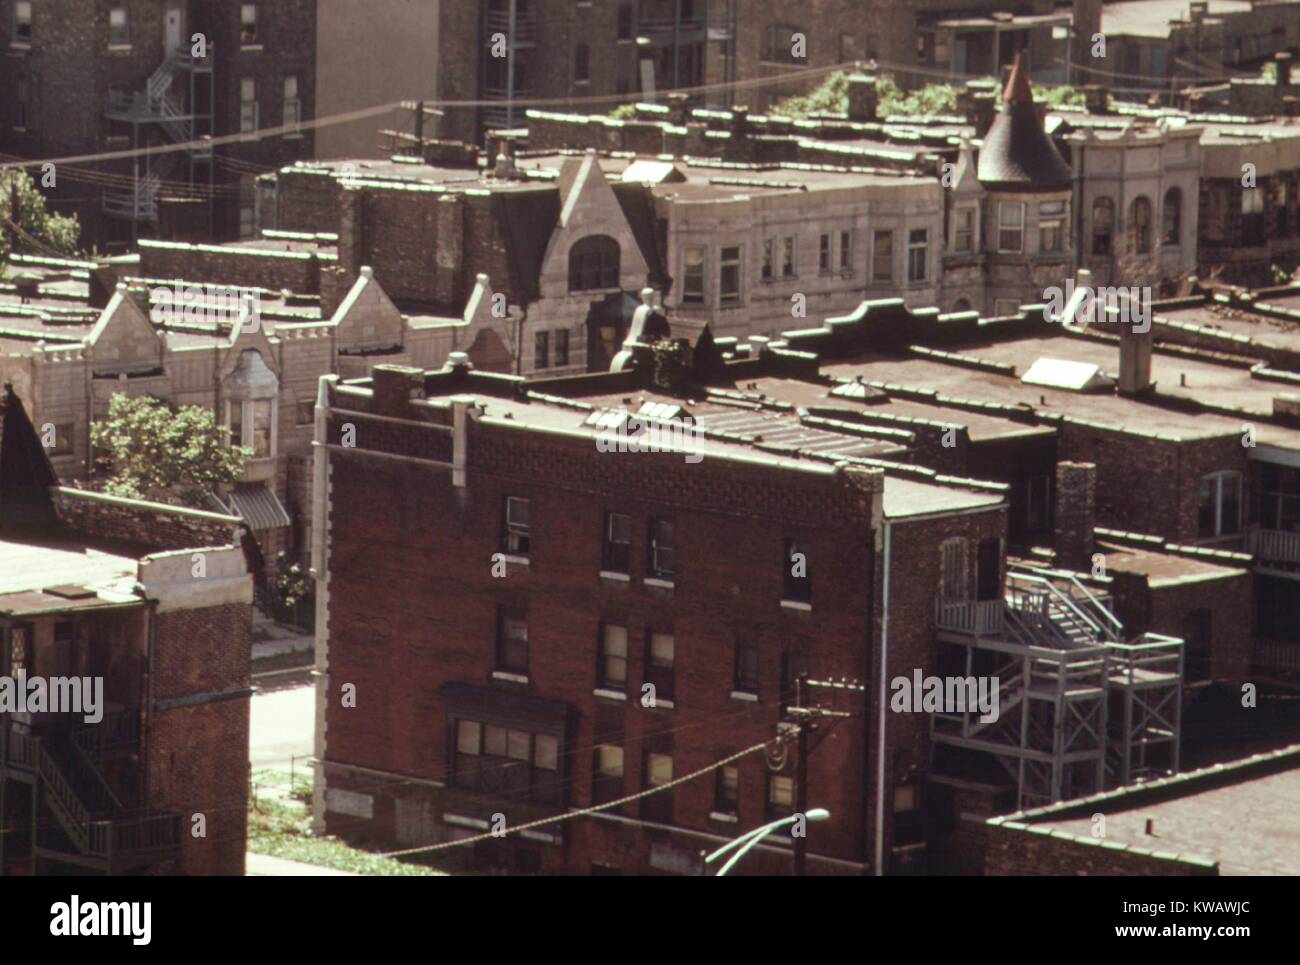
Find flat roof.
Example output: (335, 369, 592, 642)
(0, 537, 140, 616)
(1031, 752, 1300, 875)
(1099, 542, 1248, 586)
(1101, 0, 1251, 39)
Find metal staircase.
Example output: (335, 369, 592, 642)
(1, 727, 181, 873)
(933, 561, 1184, 809)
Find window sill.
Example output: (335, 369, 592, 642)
(599, 569, 630, 582)
(491, 670, 529, 684)
(643, 576, 674, 590)
(780, 599, 812, 612)
(709, 810, 739, 824)
(107, 43, 133, 53)
(730, 689, 759, 703)
(284, 131, 305, 140)
(9, 41, 32, 52)
(648, 698, 675, 710)
(500, 554, 530, 567)
(241, 43, 264, 53)
(593, 687, 627, 702)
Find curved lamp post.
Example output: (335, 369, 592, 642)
(703, 809, 830, 876)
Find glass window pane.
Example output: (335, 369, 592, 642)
(534, 734, 558, 770)
(457, 720, 481, 755)
(484, 725, 507, 756)
(507, 729, 531, 762)
(651, 632, 673, 666)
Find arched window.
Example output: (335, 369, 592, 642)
(1129, 196, 1152, 254)
(1204, 184, 1230, 242)
(568, 235, 620, 292)
(1091, 198, 1114, 256)
(1162, 187, 1181, 246)
(951, 297, 972, 313)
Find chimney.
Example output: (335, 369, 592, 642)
(730, 106, 750, 138)
(666, 92, 689, 126)
(1083, 84, 1110, 115)
(958, 81, 997, 137)
(1054, 461, 1097, 572)
(1117, 299, 1155, 396)
(847, 74, 878, 122)
(371, 364, 425, 416)
(494, 135, 517, 179)
(1189, 1, 1208, 23)
(1276, 51, 1292, 88)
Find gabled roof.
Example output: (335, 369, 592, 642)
(977, 54, 1073, 191)
(0, 384, 59, 534)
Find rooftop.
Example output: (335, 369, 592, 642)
(1101, 0, 1252, 39)
(0, 536, 140, 616)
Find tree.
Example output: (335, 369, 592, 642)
(0, 169, 80, 267)
(90, 394, 250, 506)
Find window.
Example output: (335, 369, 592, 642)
(1162, 187, 1181, 245)
(603, 511, 631, 573)
(819, 233, 831, 273)
(1129, 196, 1152, 254)
(592, 744, 624, 804)
(574, 43, 590, 83)
(1039, 200, 1065, 253)
(939, 537, 968, 599)
(456, 719, 560, 804)
(1182, 609, 1212, 683)
(765, 25, 802, 64)
(283, 75, 301, 131)
(534, 330, 549, 369)
(1198, 471, 1243, 539)
(617, 2, 633, 41)
(598, 624, 628, 691)
(894, 783, 924, 844)
(1026, 474, 1052, 533)
(648, 518, 674, 579)
(839, 230, 852, 271)
(642, 752, 673, 821)
(839, 33, 857, 61)
(296, 399, 314, 426)
(646, 631, 674, 703)
(735, 639, 759, 694)
(783, 538, 811, 605)
(1091, 198, 1114, 256)
(781, 236, 795, 277)
(504, 496, 530, 556)
(240, 78, 258, 133)
(14, 0, 31, 42)
(15, 72, 30, 127)
(719, 245, 740, 304)
(109, 5, 129, 45)
(872, 230, 893, 282)
(48, 422, 74, 457)
(761, 239, 774, 281)
(682, 246, 705, 303)
(569, 235, 620, 291)
(1241, 187, 1265, 245)
(906, 228, 929, 283)
(228, 399, 274, 457)
(240, 3, 258, 44)
(954, 207, 975, 253)
(554, 329, 570, 367)
(997, 201, 1024, 253)
(767, 773, 794, 816)
(715, 765, 739, 815)
(496, 609, 529, 675)
(1203, 185, 1229, 242)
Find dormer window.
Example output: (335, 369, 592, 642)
(569, 235, 620, 292)
(224, 349, 278, 458)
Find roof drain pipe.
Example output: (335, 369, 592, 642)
(875, 517, 892, 877)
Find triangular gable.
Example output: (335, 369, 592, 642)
(86, 284, 164, 376)
(0, 384, 59, 533)
(219, 312, 280, 382)
(538, 151, 650, 301)
(457, 273, 515, 371)
(333, 266, 404, 352)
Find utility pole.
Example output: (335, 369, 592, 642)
(784, 674, 865, 876)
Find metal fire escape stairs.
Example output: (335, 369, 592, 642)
(933, 562, 1183, 810)
(103, 49, 215, 225)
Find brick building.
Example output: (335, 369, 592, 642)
(0, 384, 254, 875)
(0, 0, 315, 249)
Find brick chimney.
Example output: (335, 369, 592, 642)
(730, 106, 750, 138)
(1276, 51, 1292, 88)
(666, 92, 689, 126)
(371, 364, 425, 416)
(847, 74, 878, 122)
(1054, 461, 1097, 571)
(1083, 84, 1110, 115)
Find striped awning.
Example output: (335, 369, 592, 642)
(227, 486, 291, 532)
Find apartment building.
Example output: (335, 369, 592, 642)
(0, 0, 315, 248)
(0, 383, 254, 875)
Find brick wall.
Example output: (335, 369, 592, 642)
(146, 601, 251, 876)
(53, 488, 239, 553)
(139, 240, 327, 294)
(984, 820, 1215, 875)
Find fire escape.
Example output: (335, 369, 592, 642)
(0, 715, 182, 874)
(933, 561, 1183, 810)
(102, 48, 214, 228)
(482, 0, 537, 131)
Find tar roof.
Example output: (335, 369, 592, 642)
(1098, 542, 1248, 586)
(0, 537, 140, 616)
(1026, 749, 1300, 874)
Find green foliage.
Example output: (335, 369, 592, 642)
(1039, 85, 1087, 109)
(609, 102, 639, 120)
(0, 169, 80, 267)
(273, 551, 312, 609)
(771, 71, 958, 119)
(90, 394, 249, 506)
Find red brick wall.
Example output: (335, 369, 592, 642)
(146, 602, 251, 876)
(984, 820, 1216, 875)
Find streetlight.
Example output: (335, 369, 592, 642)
(703, 809, 830, 876)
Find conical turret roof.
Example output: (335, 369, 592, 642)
(977, 54, 1072, 191)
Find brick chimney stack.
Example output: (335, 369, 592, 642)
(1117, 294, 1155, 397)
(847, 74, 878, 122)
(1054, 461, 1097, 571)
